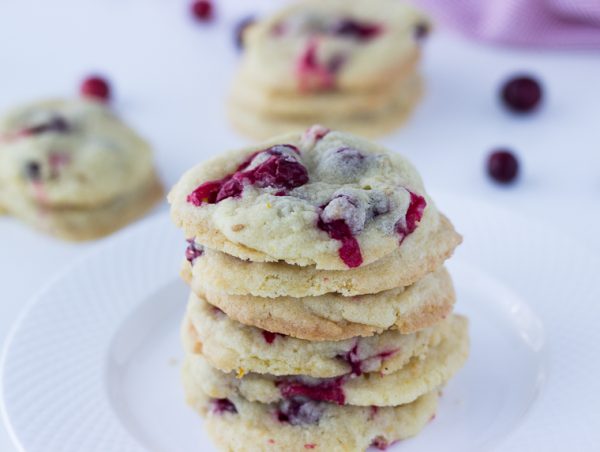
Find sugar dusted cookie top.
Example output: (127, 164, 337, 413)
(0, 99, 155, 207)
(243, 0, 428, 92)
(169, 126, 436, 269)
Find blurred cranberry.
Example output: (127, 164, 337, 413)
(235, 16, 255, 49)
(80, 76, 111, 102)
(191, 0, 214, 22)
(487, 150, 519, 184)
(501, 75, 542, 113)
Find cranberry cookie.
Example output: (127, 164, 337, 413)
(0, 99, 162, 240)
(169, 127, 441, 270)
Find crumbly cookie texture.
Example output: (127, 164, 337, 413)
(182, 267, 455, 342)
(242, 0, 429, 93)
(184, 315, 467, 407)
(0, 98, 157, 208)
(184, 214, 461, 298)
(183, 387, 438, 452)
(169, 128, 437, 270)
(182, 294, 456, 378)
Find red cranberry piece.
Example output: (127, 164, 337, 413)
(187, 146, 307, 206)
(277, 398, 324, 425)
(318, 217, 363, 268)
(25, 116, 70, 136)
(370, 436, 389, 450)
(25, 161, 41, 181)
(210, 398, 237, 414)
(190, 0, 214, 22)
(185, 239, 204, 264)
(340, 343, 363, 376)
(235, 16, 255, 49)
(187, 180, 223, 206)
(296, 39, 335, 91)
(80, 76, 111, 102)
(278, 377, 346, 405)
(501, 75, 542, 113)
(261, 331, 282, 344)
(487, 150, 519, 184)
(395, 191, 426, 244)
(331, 19, 382, 41)
(304, 445, 316, 449)
(250, 151, 308, 190)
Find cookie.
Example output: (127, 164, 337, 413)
(169, 128, 440, 270)
(183, 389, 438, 452)
(183, 314, 467, 407)
(182, 294, 456, 378)
(0, 172, 162, 240)
(183, 266, 455, 342)
(241, 0, 429, 93)
(228, 76, 423, 140)
(0, 98, 163, 239)
(230, 70, 420, 121)
(183, 213, 461, 298)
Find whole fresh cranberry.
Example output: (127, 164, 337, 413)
(80, 76, 111, 102)
(487, 150, 519, 184)
(191, 0, 214, 22)
(501, 75, 542, 113)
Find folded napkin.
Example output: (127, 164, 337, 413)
(417, 0, 600, 48)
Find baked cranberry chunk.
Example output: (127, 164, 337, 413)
(278, 377, 345, 405)
(395, 191, 426, 243)
(210, 398, 237, 414)
(276, 397, 324, 425)
(187, 146, 308, 206)
(185, 239, 204, 263)
(331, 19, 382, 41)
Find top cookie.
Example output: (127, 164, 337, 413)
(169, 126, 438, 270)
(0, 99, 156, 208)
(242, 0, 428, 92)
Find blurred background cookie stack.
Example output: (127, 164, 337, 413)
(229, 0, 430, 140)
(169, 126, 468, 451)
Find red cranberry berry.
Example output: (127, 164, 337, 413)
(80, 76, 111, 102)
(210, 398, 237, 414)
(487, 150, 519, 184)
(190, 0, 214, 22)
(235, 16, 255, 49)
(501, 75, 542, 113)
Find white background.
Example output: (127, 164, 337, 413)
(0, 0, 599, 450)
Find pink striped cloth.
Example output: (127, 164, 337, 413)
(416, 0, 600, 48)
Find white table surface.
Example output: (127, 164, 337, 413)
(1, 1, 599, 450)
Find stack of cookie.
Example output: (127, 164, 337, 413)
(0, 99, 163, 240)
(169, 126, 468, 451)
(229, 0, 430, 140)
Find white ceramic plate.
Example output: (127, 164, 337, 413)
(2, 194, 599, 452)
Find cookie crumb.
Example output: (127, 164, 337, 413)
(231, 224, 245, 232)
